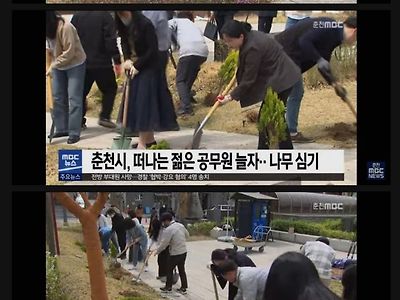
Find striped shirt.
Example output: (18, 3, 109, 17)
(301, 241, 336, 279)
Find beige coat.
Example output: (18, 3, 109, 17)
(51, 21, 86, 69)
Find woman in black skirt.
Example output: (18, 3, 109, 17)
(115, 11, 179, 149)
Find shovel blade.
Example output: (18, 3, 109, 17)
(111, 136, 132, 149)
(186, 122, 203, 149)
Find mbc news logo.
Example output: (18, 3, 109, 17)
(367, 161, 385, 180)
(59, 150, 83, 181)
(313, 21, 344, 29)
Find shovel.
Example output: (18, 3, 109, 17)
(112, 75, 132, 149)
(168, 48, 177, 70)
(342, 95, 357, 119)
(186, 73, 237, 149)
(132, 250, 152, 283)
(46, 49, 55, 143)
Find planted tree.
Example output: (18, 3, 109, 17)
(258, 87, 287, 149)
(54, 192, 109, 300)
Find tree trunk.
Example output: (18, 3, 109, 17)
(55, 192, 109, 300)
(46, 193, 56, 256)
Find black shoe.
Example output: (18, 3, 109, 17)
(98, 118, 116, 128)
(67, 136, 80, 144)
(160, 287, 172, 293)
(49, 132, 68, 139)
(176, 288, 187, 295)
(81, 124, 87, 130)
(132, 141, 157, 149)
(290, 132, 315, 143)
(190, 96, 197, 104)
(177, 109, 194, 116)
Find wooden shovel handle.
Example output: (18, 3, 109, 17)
(122, 77, 130, 128)
(46, 49, 53, 110)
(206, 73, 237, 119)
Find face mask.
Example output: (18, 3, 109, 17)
(120, 16, 131, 27)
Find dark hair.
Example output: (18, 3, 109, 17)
(115, 11, 148, 37)
(220, 20, 252, 39)
(342, 264, 357, 300)
(106, 208, 116, 216)
(160, 212, 173, 222)
(46, 11, 64, 40)
(218, 259, 238, 274)
(136, 204, 143, 210)
(211, 249, 228, 261)
(264, 252, 340, 300)
(177, 11, 194, 22)
(149, 218, 162, 241)
(127, 209, 136, 219)
(316, 237, 330, 246)
(343, 16, 357, 28)
(122, 217, 136, 230)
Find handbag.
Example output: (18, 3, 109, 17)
(204, 20, 218, 41)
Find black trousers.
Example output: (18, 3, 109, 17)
(115, 229, 126, 254)
(258, 16, 274, 33)
(82, 67, 117, 125)
(166, 252, 188, 289)
(258, 87, 294, 149)
(176, 55, 207, 113)
(215, 14, 234, 38)
(158, 247, 169, 277)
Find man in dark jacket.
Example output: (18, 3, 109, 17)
(211, 11, 237, 38)
(71, 11, 122, 129)
(106, 208, 126, 258)
(258, 11, 277, 33)
(274, 16, 357, 142)
(210, 248, 256, 300)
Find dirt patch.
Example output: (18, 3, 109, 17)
(56, 225, 164, 300)
(325, 122, 357, 142)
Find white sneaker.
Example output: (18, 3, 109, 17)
(128, 265, 137, 270)
(145, 267, 149, 272)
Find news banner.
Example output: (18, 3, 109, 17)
(58, 149, 344, 182)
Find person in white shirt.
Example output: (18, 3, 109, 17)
(300, 237, 336, 287)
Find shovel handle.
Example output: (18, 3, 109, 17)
(122, 76, 130, 128)
(343, 96, 357, 119)
(197, 73, 237, 131)
(46, 49, 53, 110)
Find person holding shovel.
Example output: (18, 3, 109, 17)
(218, 20, 301, 149)
(210, 248, 256, 300)
(46, 11, 86, 144)
(106, 208, 127, 259)
(151, 212, 190, 295)
(122, 217, 148, 271)
(115, 11, 179, 149)
(219, 259, 270, 300)
(274, 16, 357, 142)
(169, 11, 209, 117)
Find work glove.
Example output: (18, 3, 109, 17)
(332, 82, 348, 101)
(122, 59, 139, 79)
(217, 94, 232, 105)
(317, 57, 335, 85)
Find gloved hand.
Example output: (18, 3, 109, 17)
(217, 94, 232, 105)
(122, 59, 139, 78)
(113, 64, 122, 77)
(317, 57, 335, 85)
(333, 82, 347, 100)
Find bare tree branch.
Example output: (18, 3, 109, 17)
(80, 192, 92, 208)
(55, 192, 84, 219)
(89, 192, 109, 216)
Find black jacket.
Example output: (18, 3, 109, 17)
(211, 250, 256, 300)
(274, 17, 344, 73)
(117, 12, 159, 71)
(231, 30, 301, 107)
(111, 213, 125, 233)
(258, 11, 278, 17)
(71, 11, 121, 69)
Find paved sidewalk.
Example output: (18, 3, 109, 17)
(119, 239, 349, 300)
(46, 113, 356, 185)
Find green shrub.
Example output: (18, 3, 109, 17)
(46, 252, 67, 300)
(270, 218, 354, 241)
(187, 221, 217, 236)
(148, 140, 171, 150)
(218, 50, 239, 86)
(110, 243, 118, 258)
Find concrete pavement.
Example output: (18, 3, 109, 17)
(119, 239, 349, 300)
(46, 113, 356, 185)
